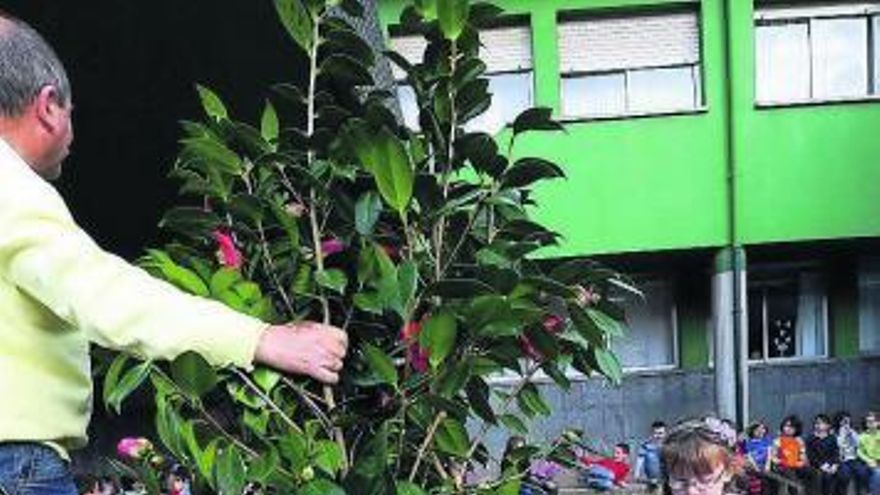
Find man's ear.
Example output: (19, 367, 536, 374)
(33, 85, 66, 133)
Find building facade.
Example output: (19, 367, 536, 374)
(378, 0, 880, 448)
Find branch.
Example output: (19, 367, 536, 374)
(232, 368, 304, 435)
(409, 411, 447, 482)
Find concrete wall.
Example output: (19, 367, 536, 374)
(482, 356, 880, 457)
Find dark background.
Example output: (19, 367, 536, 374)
(3, 0, 308, 258)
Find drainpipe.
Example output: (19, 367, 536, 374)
(717, 0, 749, 428)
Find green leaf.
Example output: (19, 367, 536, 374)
(499, 414, 528, 435)
(588, 308, 625, 338)
(397, 260, 418, 315)
(141, 249, 210, 296)
(502, 157, 565, 189)
(181, 137, 243, 175)
(438, 0, 469, 40)
(158, 207, 221, 240)
(396, 481, 428, 495)
(343, 121, 414, 213)
(214, 444, 247, 495)
(274, 0, 314, 52)
(209, 268, 242, 297)
(319, 54, 374, 87)
(517, 383, 551, 417)
(313, 440, 345, 476)
(260, 100, 279, 143)
(315, 269, 348, 294)
(419, 311, 458, 369)
(253, 368, 282, 394)
(512, 107, 565, 136)
(171, 351, 219, 399)
(106, 360, 152, 414)
(594, 347, 623, 385)
(466, 378, 496, 424)
(426, 279, 495, 298)
(436, 359, 472, 398)
(300, 479, 346, 495)
(102, 354, 129, 412)
(195, 84, 228, 121)
(355, 191, 383, 236)
(435, 418, 470, 457)
(363, 343, 399, 388)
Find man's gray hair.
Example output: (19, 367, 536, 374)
(0, 12, 71, 117)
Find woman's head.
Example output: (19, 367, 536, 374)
(747, 422, 767, 439)
(661, 420, 739, 495)
(780, 415, 802, 437)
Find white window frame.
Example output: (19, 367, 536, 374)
(746, 267, 830, 365)
(754, 2, 880, 107)
(556, 6, 705, 121)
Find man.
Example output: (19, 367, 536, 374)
(0, 11, 348, 495)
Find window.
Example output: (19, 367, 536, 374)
(859, 261, 880, 353)
(747, 271, 828, 361)
(557, 9, 703, 118)
(388, 24, 533, 134)
(755, 3, 880, 104)
(613, 279, 678, 369)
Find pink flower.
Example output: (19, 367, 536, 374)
(400, 320, 430, 373)
(543, 315, 564, 334)
(213, 229, 243, 269)
(320, 238, 345, 257)
(117, 437, 153, 460)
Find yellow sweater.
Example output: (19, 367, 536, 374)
(0, 138, 264, 452)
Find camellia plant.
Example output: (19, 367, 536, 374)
(102, 0, 639, 494)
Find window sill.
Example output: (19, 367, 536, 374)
(747, 356, 832, 368)
(755, 94, 880, 110)
(558, 106, 709, 124)
(485, 364, 681, 386)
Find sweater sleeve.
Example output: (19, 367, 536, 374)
(0, 160, 264, 368)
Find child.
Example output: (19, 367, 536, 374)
(806, 414, 841, 495)
(638, 420, 668, 491)
(772, 415, 813, 495)
(660, 418, 742, 495)
(742, 422, 772, 495)
(581, 443, 632, 491)
(836, 411, 871, 495)
(858, 411, 880, 495)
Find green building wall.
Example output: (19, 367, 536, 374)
(377, 0, 879, 362)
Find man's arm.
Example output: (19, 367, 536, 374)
(0, 163, 346, 382)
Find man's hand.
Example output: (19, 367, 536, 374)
(254, 321, 348, 384)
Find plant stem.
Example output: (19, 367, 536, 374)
(434, 41, 459, 282)
(280, 377, 334, 436)
(232, 368, 304, 435)
(303, 10, 349, 473)
(408, 411, 447, 482)
(466, 362, 541, 459)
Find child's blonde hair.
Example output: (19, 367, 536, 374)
(661, 419, 742, 480)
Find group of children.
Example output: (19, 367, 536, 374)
(740, 411, 880, 495)
(533, 410, 880, 495)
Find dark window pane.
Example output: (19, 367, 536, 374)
(748, 290, 765, 360)
(766, 283, 798, 358)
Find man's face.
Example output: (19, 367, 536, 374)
(653, 426, 667, 441)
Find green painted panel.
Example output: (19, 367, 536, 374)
(379, 0, 730, 256)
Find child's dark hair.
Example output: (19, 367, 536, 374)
(652, 420, 667, 429)
(833, 410, 851, 430)
(780, 415, 803, 436)
(615, 442, 631, 454)
(814, 413, 831, 426)
(746, 421, 767, 438)
(74, 473, 100, 494)
(661, 419, 741, 480)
